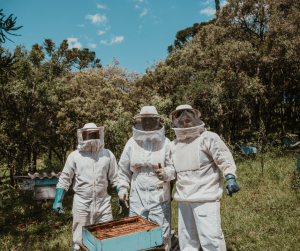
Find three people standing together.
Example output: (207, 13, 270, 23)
(53, 105, 240, 251)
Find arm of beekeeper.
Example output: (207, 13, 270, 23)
(117, 139, 133, 191)
(163, 138, 176, 182)
(56, 152, 75, 191)
(107, 150, 119, 188)
(204, 131, 237, 179)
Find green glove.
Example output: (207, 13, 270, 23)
(53, 188, 66, 214)
(115, 186, 125, 213)
(225, 175, 240, 197)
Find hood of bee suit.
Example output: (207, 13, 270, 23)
(77, 123, 105, 152)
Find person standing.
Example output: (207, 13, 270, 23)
(169, 105, 240, 251)
(53, 123, 118, 251)
(117, 106, 176, 250)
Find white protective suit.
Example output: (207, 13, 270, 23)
(170, 123, 237, 251)
(56, 123, 118, 251)
(118, 126, 176, 250)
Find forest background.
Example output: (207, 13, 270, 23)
(0, 0, 300, 250)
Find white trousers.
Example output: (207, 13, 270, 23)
(71, 213, 113, 251)
(177, 201, 226, 251)
(129, 201, 171, 251)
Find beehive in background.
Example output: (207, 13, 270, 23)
(14, 172, 61, 200)
(82, 216, 163, 251)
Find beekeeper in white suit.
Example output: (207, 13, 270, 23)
(117, 106, 176, 250)
(169, 105, 240, 251)
(53, 123, 118, 251)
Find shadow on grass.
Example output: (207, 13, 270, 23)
(0, 181, 130, 250)
(0, 187, 74, 250)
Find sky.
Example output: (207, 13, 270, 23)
(2, 0, 226, 75)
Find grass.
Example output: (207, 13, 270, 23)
(0, 151, 300, 250)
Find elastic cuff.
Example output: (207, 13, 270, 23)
(225, 174, 235, 180)
(118, 187, 128, 192)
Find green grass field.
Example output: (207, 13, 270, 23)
(0, 151, 300, 251)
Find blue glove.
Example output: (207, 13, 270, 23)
(53, 188, 66, 214)
(225, 175, 240, 197)
(115, 187, 125, 213)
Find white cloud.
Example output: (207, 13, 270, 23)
(84, 35, 93, 41)
(220, 0, 228, 7)
(98, 30, 106, 35)
(111, 36, 124, 44)
(135, 4, 140, 8)
(88, 43, 97, 49)
(139, 8, 148, 18)
(101, 36, 124, 45)
(85, 14, 108, 26)
(97, 4, 108, 9)
(200, 7, 216, 16)
(77, 24, 84, 27)
(202, 0, 214, 5)
(67, 38, 82, 49)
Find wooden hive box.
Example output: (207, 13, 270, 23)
(14, 172, 61, 200)
(82, 216, 163, 251)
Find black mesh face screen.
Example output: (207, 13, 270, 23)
(134, 117, 162, 131)
(172, 110, 203, 128)
(82, 130, 100, 141)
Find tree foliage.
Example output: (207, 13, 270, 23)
(0, 40, 132, 185)
(141, 0, 300, 141)
(0, 9, 23, 43)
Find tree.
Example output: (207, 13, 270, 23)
(56, 59, 140, 160)
(167, 19, 216, 53)
(141, 0, 300, 141)
(0, 38, 105, 185)
(0, 9, 23, 43)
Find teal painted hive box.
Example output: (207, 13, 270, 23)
(82, 216, 163, 251)
(15, 172, 61, 200)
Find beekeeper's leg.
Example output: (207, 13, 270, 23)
(71, 210, 90, 251)
(177, 201, 201, 251)
(148, 201, 171, 251)
(192, 201, 227, 251)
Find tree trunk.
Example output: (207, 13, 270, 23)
(32, 150, 37, 173)
(49, 147, 52, 161)
(27, 148, 31, 173)
(280, 102, 286, 136)
(218, 118, 224, 138)
(73, 139, 76, 151)
(215, 0, 220, 17)
(8, 159, 14, 187)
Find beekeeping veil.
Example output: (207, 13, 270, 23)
(131, 106, 166, 171)
(134, 106, 164, 131)
(170, 105, 203, 129)
(170, 105, 205, 173)
(77, 123, 104, 152)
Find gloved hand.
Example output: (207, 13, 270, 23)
(115, 187, 125, 213)
(118, 188, 129, 208)
(53, 188, 66, 214)
(155, 168, 167, 181)
(225, 175, 240, 197)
